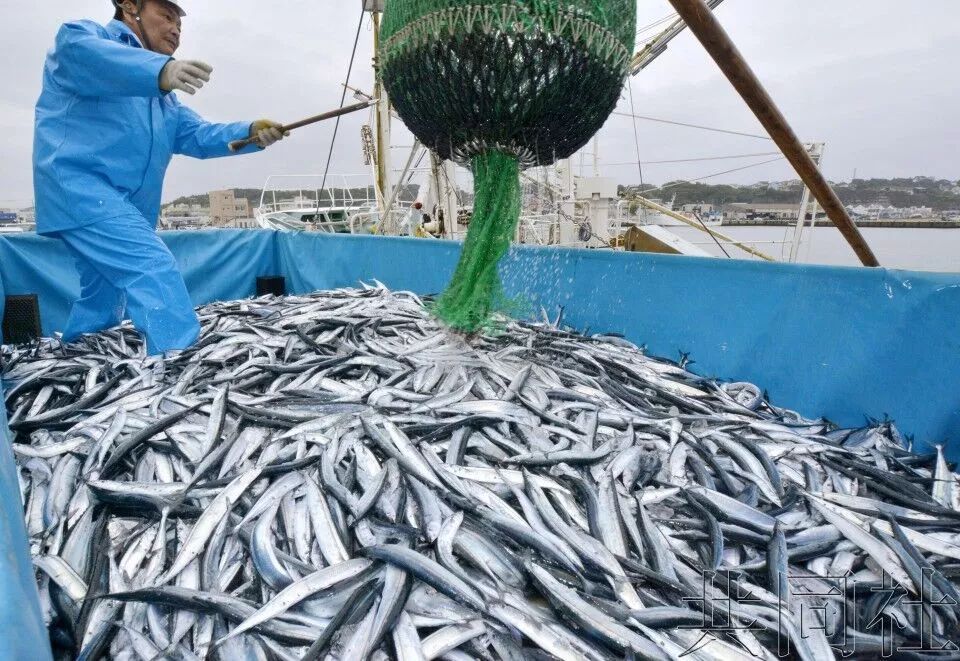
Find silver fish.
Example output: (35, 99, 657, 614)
(4, 286, 958, 659)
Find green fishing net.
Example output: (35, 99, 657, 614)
(381, 0, 636, 331)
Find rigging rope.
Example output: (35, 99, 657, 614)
(612, 110, 772, 140)
(604, 151, 782, 166)
(316, 9, 365, 212)
(635, 11, 677, 38)
(640, 156, 786, 195)
(627, 79, 648, 225)
(693, 210, 731, 257)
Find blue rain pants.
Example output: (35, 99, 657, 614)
(56, 215, 199, 355)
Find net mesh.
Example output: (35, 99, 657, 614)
(381, 0, 635, 331)
(432, 151, 521, 331)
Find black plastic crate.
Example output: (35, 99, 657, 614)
(256, 276, 286, 297)
(2, 295, 42, 345)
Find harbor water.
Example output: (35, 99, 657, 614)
(671, 225, 960, 272)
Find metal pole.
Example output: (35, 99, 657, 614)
(556, 160, 578, 245)
(804, 191, 821, 262)
(592, 136, 600, 177)
(665, 0, 879, 267)
(789, 183, 813, 262)
(439, 158, 459, 240)
(635, 195, 777, 262)
(371, 11, 393, 219)
(381, 141, 421, 235)
(789, 142, 823, 262)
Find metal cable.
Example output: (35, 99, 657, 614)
(398, 147, 428, 202)
(440, 163, 463, 206)
(316, 10, 365, 214)
(626, 80, 649, 225)
(603, 151, 782, 166)
(635, 11, 678, 38)
(612, 111, 772, 140)
(642, 156, 786, 195)
(693, 210, 730, 257)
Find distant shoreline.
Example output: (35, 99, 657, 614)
(722, 218, 959, 229)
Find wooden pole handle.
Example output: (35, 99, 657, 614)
(228, 99, 376, 152)
(666, 0, 879, 267)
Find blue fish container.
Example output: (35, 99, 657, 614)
(1, 230, 959, 655)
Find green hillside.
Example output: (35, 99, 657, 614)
(620, 176, 960, 210)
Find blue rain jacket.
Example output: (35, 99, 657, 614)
(33, 19, 259, 235)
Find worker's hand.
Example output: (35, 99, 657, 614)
(159, 60, 213, 95)
(249, 120, 289, 149)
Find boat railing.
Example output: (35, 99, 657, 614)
(256, 174, 380, 217)
(348, 209, 414, 235)
(517, 214, 561, 245)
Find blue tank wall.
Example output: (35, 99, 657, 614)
(0, 389, 51, 660)
(1, 229, 958, 654)
(3, 229, 958, 448)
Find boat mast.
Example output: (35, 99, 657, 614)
(429, 153, 459, 240)
(366, 1, 393, 230)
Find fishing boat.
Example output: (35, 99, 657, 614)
(253, 174, 384, 234)
(0, 210, 33, 235)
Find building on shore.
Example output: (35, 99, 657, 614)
(159, 215, 207, 230)
(209, 190, 252, 227)
(847, 204, 935, 220)
(166, 202, 204, 215)
(723, 202, 827, 222)
(222, 217, 258, 229)
(679, 203, 716, 214)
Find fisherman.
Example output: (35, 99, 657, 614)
(421, 204, 444, 237)
(401, 201, 425, 237)
(33, 0, 287, 355)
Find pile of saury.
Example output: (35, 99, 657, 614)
(3, 286, 959, 661)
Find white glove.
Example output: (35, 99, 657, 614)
(249, 120, 289, 149)
(159, 60, 213, 95)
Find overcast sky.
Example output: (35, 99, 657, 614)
(2, 1, 958, 207)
